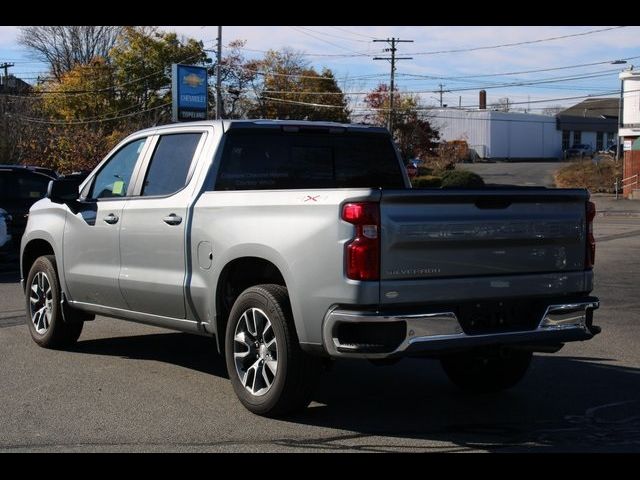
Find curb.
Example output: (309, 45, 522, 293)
(596, 211, 640, 217)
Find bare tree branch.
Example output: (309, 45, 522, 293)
(19, 26, 124, 80)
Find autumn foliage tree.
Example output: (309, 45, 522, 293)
(248, 48, 350, 122)
(16, 28, 354, 172)
(18, 27, 209, 172)
(363, 84, 439, 160)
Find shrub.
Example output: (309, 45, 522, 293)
(412, 175, 442, 188)
(440, 170, 485, 189)
(554, 158, 622, 193)
(416, 166, 434, 177)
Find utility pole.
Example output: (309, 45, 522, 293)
(0, 62, 14, 85)
(435, 83, 449, 108)
(216, 26, 223, 120)
(373, 38, 412, 133)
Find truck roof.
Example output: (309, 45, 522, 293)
(134, 119, 389, 136)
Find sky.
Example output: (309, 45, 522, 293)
(1, 25, 639, 116)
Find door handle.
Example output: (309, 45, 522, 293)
(103, 213, 119, 225)
(163, 213, 182, 226)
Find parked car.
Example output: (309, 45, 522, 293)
(0, 165, 57, 253)
(0, 208, 12, 259)
(605, 143, 618, 155)
(20, 120, 600, 416)
(564, 144, 594, 159)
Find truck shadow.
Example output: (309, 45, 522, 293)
(287, 355, 640, 452)
(72, 331, 640, 452)
(72, 332, 229, 379)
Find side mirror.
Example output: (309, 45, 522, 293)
(47, 176, 82, 203)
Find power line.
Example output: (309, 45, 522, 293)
(403, 26, 629, 56)
(231, 26, 631, 58)
(7, 44, 213, 98)
(1, 62, 15, 80)
(257, 68, 624, 97)
(289, 26, 374, 56)
(328, 26, 377, 40)
(8, 100, 171, 125)
(228, 64, 387, 81)
(248, 87, 639, 113)
(373, 37, 413, 131)
(294, 26, 372, 43)
(400, 54, 640, 79)
(436, 83, 449, 107)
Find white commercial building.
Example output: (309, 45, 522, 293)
(429, 109, 561, 160)
(619, 69, 640, 139)
(619, 69, 640, 198)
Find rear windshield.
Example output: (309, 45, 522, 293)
(212, 130, 404, 190)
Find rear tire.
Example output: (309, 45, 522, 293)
(224, 284, 321, 417)
(440, 348, 532, 393)
(25, 255, 84, 349)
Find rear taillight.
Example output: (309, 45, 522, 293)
(342, 202, 380, 281)
(586, 200, 596, 268)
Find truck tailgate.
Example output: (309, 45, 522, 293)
(380, 188, 588, 285)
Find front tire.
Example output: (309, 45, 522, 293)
(440, 348, 532, 393)
(25, 255, 83, 349)
(224, 284, 321, 417)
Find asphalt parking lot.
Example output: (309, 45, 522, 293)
(1, 175, 639, 452)
(461, 160, 570, 187)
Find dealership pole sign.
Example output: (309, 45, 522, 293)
(172, 64, 208, 122)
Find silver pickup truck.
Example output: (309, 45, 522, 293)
(20, 120, 600, 416)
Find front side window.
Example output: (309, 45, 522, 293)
(89, 139, 146, 200)
(141, 133, 202, 197)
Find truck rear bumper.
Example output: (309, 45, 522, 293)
(322, 298, 600, 359)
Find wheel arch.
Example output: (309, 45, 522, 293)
(214, 256, 298, 355)
(21, 238, 57, 292)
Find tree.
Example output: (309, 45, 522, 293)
(19, 26, 124, 81)
(395, 117, 440, 161)
(247, 48, 350, 122)
(361, 84, 417, 127)
(542, 104, 563, 116)
(109, 26, 208, 124)
(38, 57, 117, 122)
(362, 84, 439, 160)
(216, 40, 257, 119)
(490, 97, 512, 112)
(17, 26, 209, 172)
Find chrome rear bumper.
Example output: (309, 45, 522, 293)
(322, 299, 599, 359)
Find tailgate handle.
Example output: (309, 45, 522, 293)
(475, 198, 512, 209)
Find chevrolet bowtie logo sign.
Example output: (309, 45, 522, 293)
(172, 64, 208, 122)
(183, 72, 205, 88)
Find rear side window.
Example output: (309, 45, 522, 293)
(213, 131, 404, 190)
(0, 172, 16, 199)
(0, 171, 50, 200)
(16, 173, 50, 199)
(141, 133, 202, 197)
